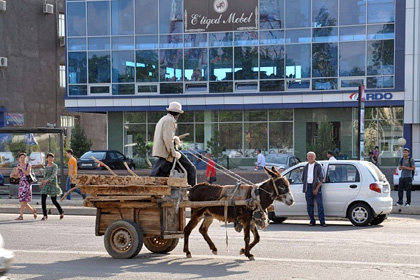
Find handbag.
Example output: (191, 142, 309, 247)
(27, 172, 37, 184)
(9, 168, 20, 184)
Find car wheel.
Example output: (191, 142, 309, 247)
(348, 202, 372, 226)
(370, 214, 387, 226)
(144, 237, 179, 253)
(104, 220, 143, 259)
(268, 212, 287, 224)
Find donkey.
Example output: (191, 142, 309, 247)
(183, 166, 294, 260)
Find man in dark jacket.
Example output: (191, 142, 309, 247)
(302, 151, 326, 227)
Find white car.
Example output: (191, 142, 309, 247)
(270, 160, 393, 226)
(0, 234, 14, 277)
(29, 152, 46, 168)
(392, 159, 420, 190)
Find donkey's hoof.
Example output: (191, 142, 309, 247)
(239, 248, 245, 255)
(186, 253, 192, 258)
(212, 250, 218, 255)
(248, 256, 255, 261)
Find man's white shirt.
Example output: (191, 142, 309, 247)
(307, 162, 315, 183)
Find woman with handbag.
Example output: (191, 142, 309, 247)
(14, 152, 37, 220)
(39, 153, 63, 220)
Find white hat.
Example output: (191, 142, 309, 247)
(166, 102, 184, 114)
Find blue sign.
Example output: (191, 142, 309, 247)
(365, 92, 393, 101)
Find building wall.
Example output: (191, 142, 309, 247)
(0, 0, 106, 149)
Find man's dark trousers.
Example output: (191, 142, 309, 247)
(150, 154, 197, 186)
(305, 183, 326, 225)
(398, 177, 412, 205)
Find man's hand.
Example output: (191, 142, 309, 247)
(174, 136, 183, 149)
(175, 151, 181, 159)
(313, 189, 318, 195)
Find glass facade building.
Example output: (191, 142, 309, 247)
(66, 0, 407, 164)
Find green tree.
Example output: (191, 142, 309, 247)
(70, 123, 92, 158)
(307, 120, 335, 160)
(8, 140, 27, 159)
(206, 130, 225, 160)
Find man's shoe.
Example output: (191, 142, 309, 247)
(321, 223, 328, 227)
(308, 222, 315, 226)
(394, 202, 402, 206)
(405, 203, 410, 207)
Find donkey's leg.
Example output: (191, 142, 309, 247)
(240, 223, 260, 255)
(199, 214, 218, 255)
(239, 221, 254, 260)
(183, 208, 206, 258)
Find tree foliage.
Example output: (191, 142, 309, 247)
(206, 130, 225, 160)
(70, 123, 92, 158)
(307, 120, 336, 160)
(8, 140, 27, 159)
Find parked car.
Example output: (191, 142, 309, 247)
(29, 152, 45, 167)
(77, 150, 135, 170)
(264, 154, 301, 172)
(182, 149, 215, 170)
(270, 160, 393, 226)
(393, 159, 420, 190)
(0, 152, 15, 167)
(0, 233, 15, 277)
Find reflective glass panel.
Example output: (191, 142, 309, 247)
(260, 80, 284, 91)
(312, 43, 337, 77)
(244, 123, 268, 150)
(68, 38, 87, 51)
(112, 36, 135, 50)
(88, 51, 111, 83)
(269, 122, 293, 151)
(312, 0, 338, 27)
(234, 32, 258, 46)
(135, 0, 158, 34)
(313, 27, 338, 42)
(185, 34, 208, 48)
(111, 0, 134, 35)
(367, 76, 394, 89)
(339, 41, 365, 76)
(220, 111, 242, 122)
(339, 0, 366, 25)
(89, 37, 111, 50)
(339, 26, 366, 41)
(160, 83, 183, 94)
(285, 29, 311, 43)
(209, 47, 233, 81)
(69, 85, 87, 96)
(68, 52, 87, 84)
(367, 0, 395, 24)
(244, 110, 267, 122)
(260, 30, 285, 45)
(219, 123, 242, 150)
(67, 2, 86, 36)
(209, 82, 233, 92)
(135, 36, 159, 49)
(159, 0, 183, 34)
(160, 34, 183, 48)
(184, 48, 208, 81)
(112, 51, 135, 83)
(260, 0, 284, 30)
(367, 40, 394, 75)
(285, 0, 310, 28)
(367, 24, 394, 40)
(234, 47, 258, 80)
(312, 78, 337, 90)
(260, 45, 285, 79)
(112, 84, 135, 95)
(160, 49, 183, 82)
(287, 80, 310, 89)
(87, 1, 110, 36)
(285, 44, 311, 78)
(209, 32, 233, 47)
(125, 112, 147, 124)
(136, 50, 158, 82)
(340, 79, 364, 88)
(269, 109, 293, 121)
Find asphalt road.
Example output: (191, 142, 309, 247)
(1, 214, 420, 280)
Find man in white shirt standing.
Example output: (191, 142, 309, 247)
(327, 151, 336, 161)
(302, 151, 326, 227)
(255, 149, 266, 170)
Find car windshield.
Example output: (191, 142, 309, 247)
(265, 155, 288, 164)
(81, 151, 106, 160)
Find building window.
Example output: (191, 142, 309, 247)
(60, 65, 66, 88)
(60, 116, 76, 128)
(58, 13, 65, 37)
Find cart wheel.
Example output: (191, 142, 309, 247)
(144, 237, 179, 254)
(104, 220, 143, 259)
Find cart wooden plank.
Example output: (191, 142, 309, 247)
(72, 175, 188, 187)
(79, 185, 171, 196)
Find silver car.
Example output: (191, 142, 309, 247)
(393, 159, 420, 191)
(270, 160, 393, 226)
(264, 154, 301, 172)
(0, 234, 14, 277)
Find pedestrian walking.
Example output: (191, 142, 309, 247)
(327, 151, 336, 160)
(65, 149, 85, 200)
(39, 153, 64, 220)
(395, 148, 415, 206)
(205, 153, 216, 184)
(255, 149, 266, 170)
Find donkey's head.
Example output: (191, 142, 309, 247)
(263, 166, 294, 206)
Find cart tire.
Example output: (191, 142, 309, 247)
(144, 237, 179, 254)
(104, 220, 143, 259)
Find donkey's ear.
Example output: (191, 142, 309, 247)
(271, 166, 283, 177)
(264, 166, 279, 178)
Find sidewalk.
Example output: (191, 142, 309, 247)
(1, 191, 419, 216)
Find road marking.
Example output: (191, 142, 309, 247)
(12, 250, 420, 268)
